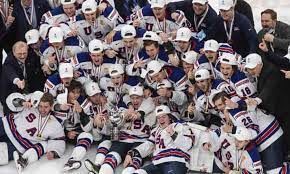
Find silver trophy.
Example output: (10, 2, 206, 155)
(108, 108, 125, 141)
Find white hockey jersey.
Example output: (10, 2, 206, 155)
(131, 5, 191, 34)
(135, 123, 194, 167)
(119, 97, 156, 143)
(60, 7, 123, 45)
(2, 108, 65, 158)
(40, 37, 87, 66)
(44, 73, 67, 97)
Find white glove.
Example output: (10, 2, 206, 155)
(23, 148, 38, 164)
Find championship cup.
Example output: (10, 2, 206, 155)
(108, 109, 124, 141)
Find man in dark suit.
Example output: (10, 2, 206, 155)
(10, 0, 50, 42)
(244, 53, 290, 160)
(0, 41, 30, 115)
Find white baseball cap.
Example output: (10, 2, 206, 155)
(61, 0, 76, 5)
(147, 60, 163, 76)
(155, 105, 171, 117)
(182, 51, 198, 64)
(150, 0, 166, 8)
(244, 53, 262, 69)
(204, 39, 219, 52)
(129, 86, 144, 96)
(195, 69, 210, 81)
(59, 63, 73, 78)
(31, 91, 44, 108)
(142, 31, 161, 43)
(284, 45, 290, 59)
(121, 25, 136, 39)
(81, 0, 97, 14)
(157, 79, 172, 89)
(219, 53, 237, 65)
(109, 64, 124, 77)
(25, 29, 40, 45)
(175, 27, 192, 42)
(219, 0, 234, 11)
(56, 89, 68, 105)
(48, 27, 64, 43)
(84, 81, 101, 96)
(192, 0, 208, 5)
(233, 127, 252, 141)
(89, 39, 104, 53)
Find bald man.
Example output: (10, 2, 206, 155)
(0, 41, 30, 115)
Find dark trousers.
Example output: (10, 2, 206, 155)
(141, 161, 188, 174)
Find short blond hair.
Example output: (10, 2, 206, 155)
(12, 41, 28, 53)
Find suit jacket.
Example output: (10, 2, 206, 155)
(257, 61, 290, 117)
(0, 53, 27, 103)
(10, 0, 50, 42)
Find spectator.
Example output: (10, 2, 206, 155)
(258, 9, 290, 56)
(10, 0, 50, 42)
(207, 0, 258, 57)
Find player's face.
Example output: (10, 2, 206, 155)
(157, 114, 171, 129)
(261, 13, 275, 29)
(235, 139, 249, 150)
(192, 3, 207, 15)
(51, 42, 64, 49)
(151, 71, 165, 83)
(38, 101, 52, 116)
(145, 44, 159, 59)
(111, 74, 124, 87)
(89, 93, 102, 105)
(220, 8, 234, 22)
(182, 61, 194, 74)
(177, 41, 190, 52)
(90, 52, 104, 65)
(196, 79, 210, 92)
(21, 0, 32, 6)
(152, 7, 166, 20)
(214, 98, 226, 111)
(205, 50, 217, 63)
(14, 46, 28, 63)
(63, 4, 76, 17)
(61, 77, 73, 87)
(246, 64, 262, 78)
(68, 89, 81, 103)
(130, 95, 143, 109)
(220, 63, 234, 80)
(84, 12, 97, 23)
(123, 38, 136, 49)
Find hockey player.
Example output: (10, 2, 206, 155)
(70, 39, 123, 83)
(85, 86, 156, 174)
(173, 27, 204, 58)
(44, 62, 74, 97)
(60, 0, 123, 45)
(146, 60, 188, 91)
(211, 91, 288, 174)
(219, 53, 258, 99)
(108, 24, 145, 63)
(130, 0, 191, 35)
(0, 92, 65, 172)
(194, 69, 236, 127)
(99, 64, 141, 105)
(40, 27, 86, 73)
(224, 127, 263, 174)
(123, 105, 193, 174)
(180, 50, 198, 82)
